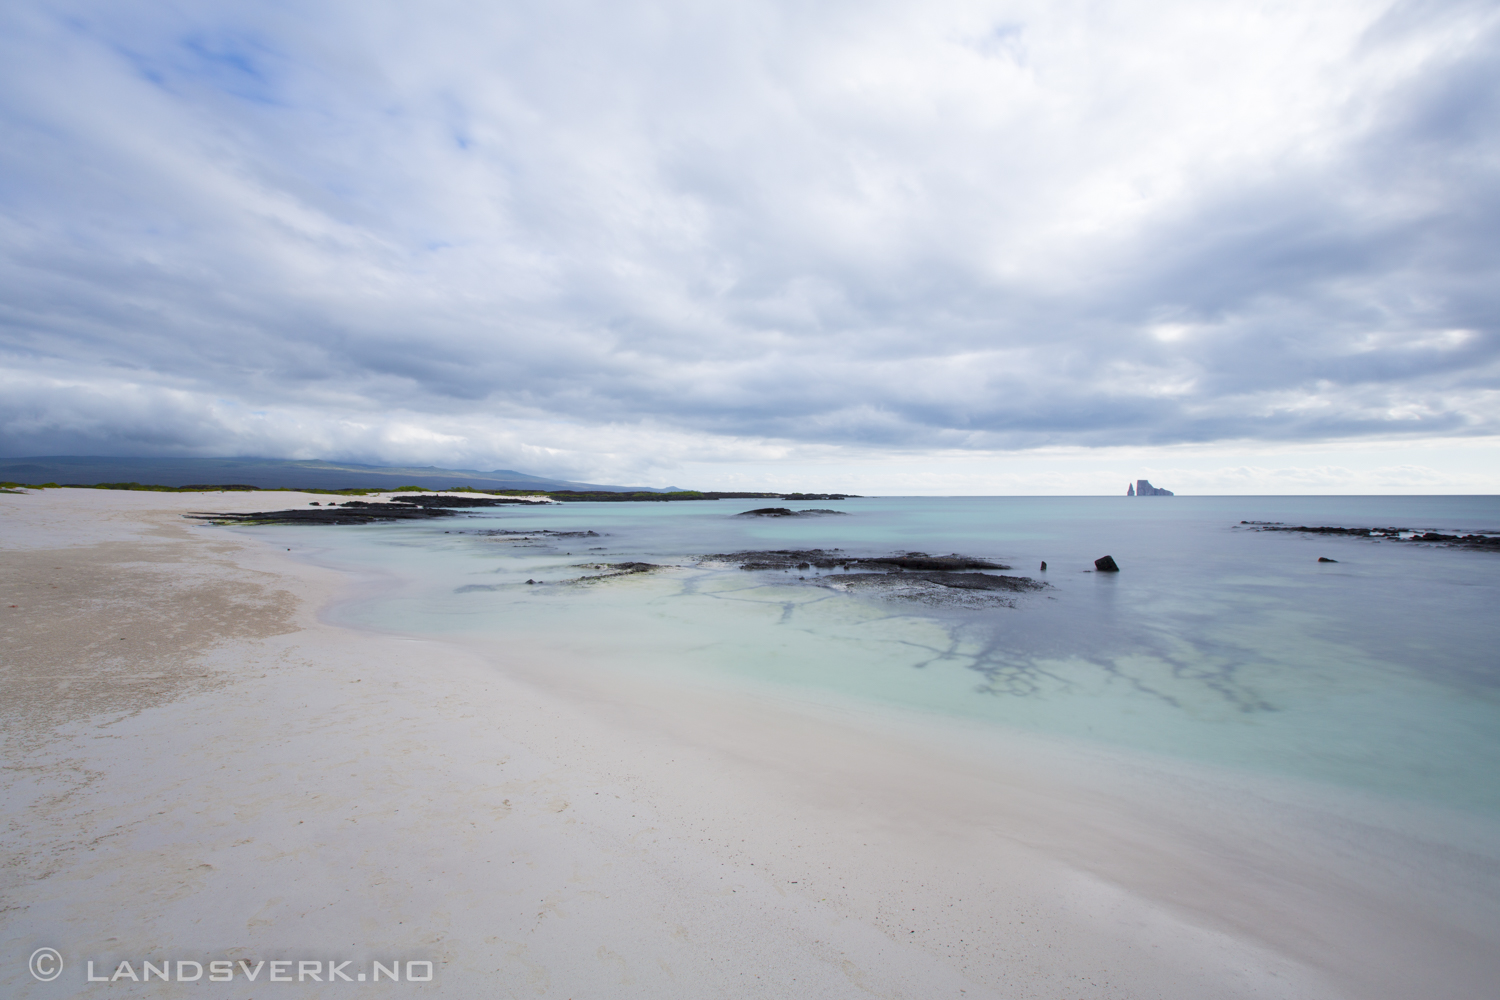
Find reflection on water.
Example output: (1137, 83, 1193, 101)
(253, 495, 1500, 814)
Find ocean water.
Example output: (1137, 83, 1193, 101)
(255, 495, 1500, 816)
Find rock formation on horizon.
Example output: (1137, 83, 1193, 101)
(1135, 479, 1174, 496)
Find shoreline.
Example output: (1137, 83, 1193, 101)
(4, 490, 1498, 997)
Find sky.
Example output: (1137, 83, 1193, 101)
(1, 0, 1497, 494)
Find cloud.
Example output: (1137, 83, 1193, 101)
(1, 0, 1497, 482)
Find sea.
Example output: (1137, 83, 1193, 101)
(248, 495, 1500, 819)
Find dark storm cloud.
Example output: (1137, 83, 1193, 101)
(0, 0, 1496, 475)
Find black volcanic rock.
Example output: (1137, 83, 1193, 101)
(820, 571, 1046, 606)
(702, 549, 1010, 572)
(1094, 555, 1120, 572)
(862, 553, 1007, 571)
(1245, 523, 1500, 551)
(698, 548, 1042, 607)
(187, 504, 456, 525)
(707, 548, 846, 569)
(849, 571, 1044, 592)
(388, 495, 540, 507)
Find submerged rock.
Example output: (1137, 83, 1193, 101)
(1094, 555, 1120, 572)
(702, 550, 1010, 572)
(1245, 524, 1500, 551)
(697, 549, 1041, 606)
(1318, 557, 1338, 563)
(830, 571, 1043, 592)
(603, 561, 657, 573)
(821, 571, 1046, 608)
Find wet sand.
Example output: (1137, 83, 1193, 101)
(4, 489, 1498, 998)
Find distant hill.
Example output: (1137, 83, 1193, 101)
(0, 456, 681, 493)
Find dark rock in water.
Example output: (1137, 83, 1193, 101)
(1039, 561, 1047, 571)
(820, 571, 1047, 607)
(472, 528, 599, 539)
(690, 548, 1046, 606)
(1245, 523, 1500, 552)
(473, 563, 661, 590)
(796, 509, 848, 515)
(1318, 557, 1338, 563)
(388, 494, 540, 507)
(188, 494, 538, 525)
(1265, 525, 1376, 537)
(738, 507, 797, 516)
(1094, 555, 1120, 572)
(830, 571, 1044, 591)
(911, 572, 1042, 592)
(706, 548, 843, 569)
(187, 504, 456, 525)
(870, 554, 1004, 571)
(703, 549, 1010, 572)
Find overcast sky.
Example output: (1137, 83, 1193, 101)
(1, 0, 1497, 492)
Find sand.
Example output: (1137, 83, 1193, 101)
(4, 489, 1498, 998)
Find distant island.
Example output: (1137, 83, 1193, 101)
(0, 455, 859, 504)
(1128, 479, 1174, 496)
(0, 456, 677, 494)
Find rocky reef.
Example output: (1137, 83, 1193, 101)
(187, 494, 535, 525)
(1240, 522, 1500, 551)
(699, 549, 1046, 607)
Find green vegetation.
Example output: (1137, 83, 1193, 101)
(0, 481, 808, 501)
(86, 482, 187, 491)
(283, 487, 385, 496)
(0, 481, 384, 495)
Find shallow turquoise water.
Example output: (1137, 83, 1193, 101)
(258, 496, 1500, 815)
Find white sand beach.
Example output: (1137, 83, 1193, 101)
(4, 490, 1498, 998)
